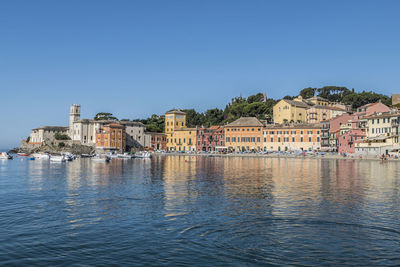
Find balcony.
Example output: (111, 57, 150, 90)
(392, 120, 399, 126)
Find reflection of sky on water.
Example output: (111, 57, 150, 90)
(2, 156, 400, 265)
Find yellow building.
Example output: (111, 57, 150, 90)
(306, 96, 329, 106)
(273, 96, 310, 124)
(165, 109, 196, 152)
(306, 105, 347, 123)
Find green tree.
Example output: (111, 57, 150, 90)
(299, 87, 316, 99)
(54, 132, 71, 140)
(94, 112, 118, 121)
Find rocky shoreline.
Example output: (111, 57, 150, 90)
(10, 142, 95, 155)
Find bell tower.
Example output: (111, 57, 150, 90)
(69, 104, 81, 128)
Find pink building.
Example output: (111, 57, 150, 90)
(338, 129, 365, 154)
(196, 126, 225, 152)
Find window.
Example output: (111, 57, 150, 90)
(257, 137, 260, 142)
(301, 131, 304, 134)
(292, 137, 295, 142)
(372, 119, 374, 124)
(270, 137, 273, 142)
(317, 137, 320, 142)
(226, 137, 230, 142)
(252, 128, 254, 131)
(232, 137, 236, 142)
(301, 137, 303, 142)
(264, 137, 266, 142)
(308, 137, 312, 142)
(278, 137, 281, 142)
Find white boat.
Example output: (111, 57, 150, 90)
(91, 155, 111, 163)
(50, 155, 67, 162)
(0, 152, 12, 159)
(134, 151, 152, 158)
(117, 153, 133, 159)
(32, 153, 50, 160)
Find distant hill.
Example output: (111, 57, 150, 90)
(133, 86, 392, 131)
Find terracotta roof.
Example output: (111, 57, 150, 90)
(209, 125, 222, 130)
(226, 117, 264, 127)
(166, 109, 186, 115)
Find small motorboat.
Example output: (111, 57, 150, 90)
(17, 153, 30, 157)
(32, 153, 50, 160)
(134, 151, 152, 159)
(81, 154, 94, 158)
(117, 153, 133, 159)
(27, 157, 35, 161)
(91, 155, 111, 163)
(0, 152, 13, 159)
(50, 155, 67, 162)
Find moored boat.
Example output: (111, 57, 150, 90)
(134, 151, 152, 159)
(50, 155, 67, 162)
(32, 153, 51, 160)
(117, 153, 133, 159)
(17, 153, 30, 157)
(0, 152, 13, 159)
(91, 155, 111, 163)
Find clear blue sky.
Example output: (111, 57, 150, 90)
(1, 0, 400, 148)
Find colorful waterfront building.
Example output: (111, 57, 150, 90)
(355, 112, 400, 156)
(338, 129, 365, 154)
(224, 117, 264, 152)
(273, 96, 310, 124)
(165, 109, 196, 152)
(196, 126, 225, 152)
(263, 123, 322, 152)
(306, 105, 347, 124)
(328, 113, 352, 151)
(148, 132, 167, 151)
(96, 123, 126, 152)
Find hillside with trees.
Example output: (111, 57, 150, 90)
(131, 87, 392, 132)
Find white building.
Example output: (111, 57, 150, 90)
(28, 104, 150, 151)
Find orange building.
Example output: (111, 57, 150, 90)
(263, 123, 322, 151)
(96, 123, 126, 152)
(224, 117, 264, 152)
